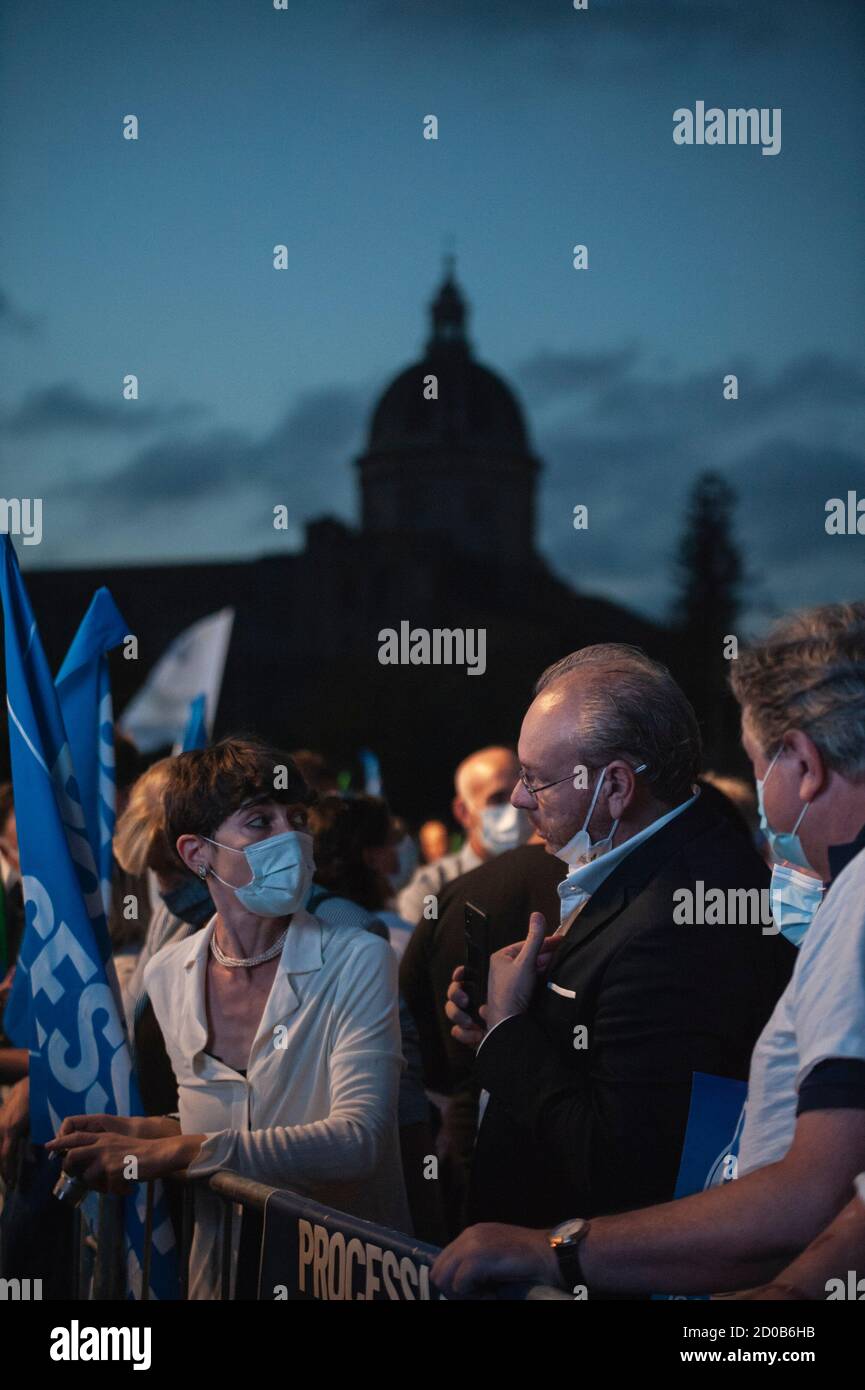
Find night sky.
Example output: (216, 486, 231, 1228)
(2, 0, 863, 628)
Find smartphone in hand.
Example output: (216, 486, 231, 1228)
(463, 900, 490, 1025)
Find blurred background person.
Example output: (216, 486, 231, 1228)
(397, 746, 531, 927)
(419, 819, 449, 865)
(381, 815, 419, 954)
(307, 792, 444, 1243)
(290, 748, 339, 797)
(113, 756, 214, 1117)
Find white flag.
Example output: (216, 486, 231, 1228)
(119, 608, 235, 753)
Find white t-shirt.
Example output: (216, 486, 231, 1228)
(738, 845, 865, 1176)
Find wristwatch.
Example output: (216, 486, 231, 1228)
(548, 1217, 591, 1291)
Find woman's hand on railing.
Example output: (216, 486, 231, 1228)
(52, 1113, 179, 1142)
(44, 1127, 184, 1194)
(45, 1118, 203, 1194)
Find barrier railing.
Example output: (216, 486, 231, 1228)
(74, 1170, 571, 1301)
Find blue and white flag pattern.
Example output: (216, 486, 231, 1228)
(55, 587, 129, 919)
(0, 538, 177, 1298)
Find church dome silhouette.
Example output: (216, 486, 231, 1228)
(357, 262, 540, 558)
(368, 267, 529, 453)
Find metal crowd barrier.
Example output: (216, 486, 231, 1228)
(72, 1170, 571, 1301)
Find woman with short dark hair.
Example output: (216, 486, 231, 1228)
(48, 737, 410, 1297)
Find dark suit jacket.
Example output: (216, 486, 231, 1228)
(469, 793, 795, 1228)
(399, 843, 566, 1095)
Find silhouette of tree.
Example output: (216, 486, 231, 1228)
(671, 472, 746, 768)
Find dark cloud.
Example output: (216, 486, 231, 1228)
(46, 383, 370, 519)
(516, 344, 640, 405)
(3, 384, 206, 436)
(363, 0, 784, 50)
(532, 350, 865, 624)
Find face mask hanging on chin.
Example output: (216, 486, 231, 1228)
(770, 862, 824, 948)
(555, 763, 648, 869)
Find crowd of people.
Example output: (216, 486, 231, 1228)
(1, 599, 864, 1300)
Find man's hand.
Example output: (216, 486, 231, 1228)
(484, 912, 559, 1031)
(445, 964, 487, 1049)
(432, 1222, 561, 1299)
(445, 914, 561, 1048)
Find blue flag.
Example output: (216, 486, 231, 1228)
(55, 587, 129, 922)
(358, 747, 383, 797)
(181, 692, 208, 751)
(0, 538, 177, 1298)
(4, 587, 126, 1041)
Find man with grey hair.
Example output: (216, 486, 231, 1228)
(444, 643, 793, 1232)
(434, 609, 865, 1298)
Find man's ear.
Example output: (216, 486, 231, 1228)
(786, 730, 829, 801)
(605, 761, 641, 820)
(452, 795, 471, 832)
(176, 833, 207, 876)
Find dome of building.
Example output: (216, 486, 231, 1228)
(356, 262, 540, 560)
(367, 268, 529, 453)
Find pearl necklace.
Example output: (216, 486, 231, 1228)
(210, 927, 288, 969)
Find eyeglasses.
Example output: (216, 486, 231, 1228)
(517, 769, 588, 800)
(518, 761, 648, 802)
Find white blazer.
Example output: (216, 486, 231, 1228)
(144, 909, 411, 1298)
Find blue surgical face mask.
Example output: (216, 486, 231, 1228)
(769, 862, 824, 947)
(201, 829, 315, 918)
(755, 748, 814, 872)
(480, 803, 532, 855)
